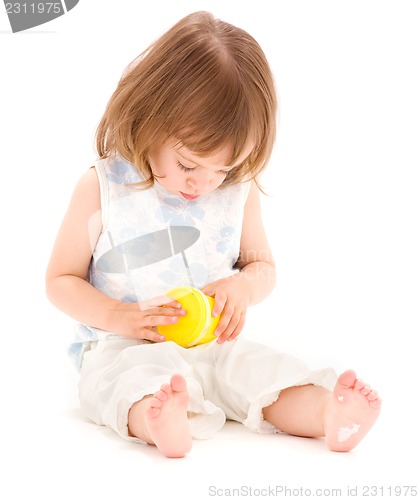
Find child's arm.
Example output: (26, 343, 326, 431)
(201, 181, 276, 343)
(45, 168, 184, 342)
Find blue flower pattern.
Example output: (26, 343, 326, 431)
(157, 195, 205, 227)
(216, 226, 238, 253)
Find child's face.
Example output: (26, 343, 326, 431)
(148, 139, 253, 200)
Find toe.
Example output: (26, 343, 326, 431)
(354, 379, 365, 391)
(171, 374, 187, 392)
(360, 384, 371, 396)
(150, 396, 163, 409)
(160, 383, 171, 395)
(155, 390, 168, 402)
(370, 397, 382, 409)
(337, 369, 357, 388)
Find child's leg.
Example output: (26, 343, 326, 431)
(128, 374, 192, 458)
(262, 369, 381, 452)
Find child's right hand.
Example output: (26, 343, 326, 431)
(107, 296, 186, 342)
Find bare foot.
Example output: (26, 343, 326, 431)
(325, 369, 381, 452)
(145, 374, 192, 458)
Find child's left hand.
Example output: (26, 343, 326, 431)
(201, 275, 251, 344)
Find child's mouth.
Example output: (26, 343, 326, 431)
(180, 192, 199, 200)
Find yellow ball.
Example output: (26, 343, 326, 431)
(157, 287, 219, 347)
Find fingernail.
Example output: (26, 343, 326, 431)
(171, 317, 179, 323)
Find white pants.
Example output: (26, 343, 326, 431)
(78, 337, 337, 443)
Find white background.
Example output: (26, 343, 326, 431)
(1, 1, 418, 498)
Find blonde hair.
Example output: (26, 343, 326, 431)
(96, 11, 277, 189)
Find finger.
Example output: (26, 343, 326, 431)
(212, 289, 227, 317)
(147, 314, 181, 327)
(226, 314, 246, 341)
(214, 314, 230, 339)
(142, 306, 186, 319)
(216, 310, 241, 344)
(200, 285, 212, 296)
(213, 298, 234, 337)
(139, 296, 182, 311)
(201, 282, 217, 297)
(140, 328, 166, 343)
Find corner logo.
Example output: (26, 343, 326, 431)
(4, 1, 79, 32)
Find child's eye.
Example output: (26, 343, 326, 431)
(177, 161, 196, 173)
(177, 161, 230, 176)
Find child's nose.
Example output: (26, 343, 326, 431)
(187, 171, 213, 191)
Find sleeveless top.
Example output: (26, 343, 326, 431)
(69, 156, 251, 368)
